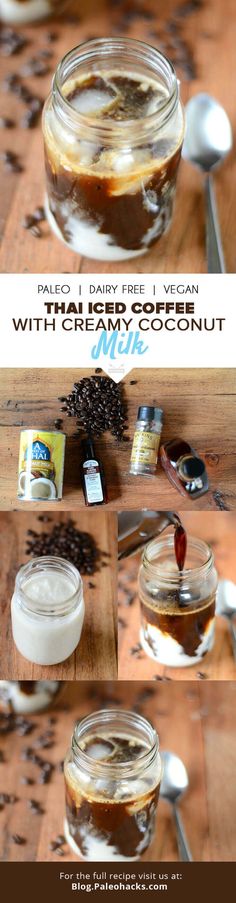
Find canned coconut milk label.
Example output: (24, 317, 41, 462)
(17, 430, 66, 501)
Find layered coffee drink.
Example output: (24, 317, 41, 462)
(0, 0, 68, 23)
(43, 39, 184, 261)
(0, 680, 61, 714)
(64, 709, 161, 861)
(139, 535, 217, 667)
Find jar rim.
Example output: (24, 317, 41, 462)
(142, 534, 214, 584)
(52, 37, 180, 143)
(71, 708, 159, 778)
(15, 556, 83, 619)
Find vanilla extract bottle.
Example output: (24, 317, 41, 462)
(81, 437, 107, 506)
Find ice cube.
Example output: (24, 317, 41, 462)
(85, 738, 116, 761)
(69, 80, 119, 118)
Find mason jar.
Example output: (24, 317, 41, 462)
(139, 535, 217, 667)
(11, 556, 85, 666)
(43, 38, 184, 262)
(0, 680, 62, 714)
(64, 708, 162, 861)
(0, 0, 70, 24)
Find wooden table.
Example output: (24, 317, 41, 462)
(118, 510, 236, 681)
(0, 0, 236, 273)
(0, 367, 235, 511)
(0, 679, 235, 862)
(0, 510, 117, 680)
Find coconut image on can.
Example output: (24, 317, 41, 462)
(17, 430, 66, 501)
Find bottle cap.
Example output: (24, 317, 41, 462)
(138, 406, 163, 424)
(81, 436, 95, 458)
(178, 454, 205, 482)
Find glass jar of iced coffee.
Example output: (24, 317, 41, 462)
(64, 708, 162, 861)
(0, 0, 70, 24)
(139, 535, 217, 667)
(0, 680, 62, 713)
(43, 38, 184, 261)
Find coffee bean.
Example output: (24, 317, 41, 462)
(22, 215, 36, 230)
(28, 799, 44, 814)
(0, 117, 15, 128)
(0, 28, 27, 57)
(21, 110, 39, 129)
(34, 206, 45, 222)
(11, 835, 26, 845)
(30, 225, 41, 238)
(20, 776, 34, 786)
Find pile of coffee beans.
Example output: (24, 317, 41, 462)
(59, 375, 128, 440)
(25, 518, 105, 575)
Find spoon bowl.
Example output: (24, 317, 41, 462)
(160, 750, 193, 861)
(160, 750, 189, 803)
(182, 93, 233, 171)
(182, 92, 233, 272)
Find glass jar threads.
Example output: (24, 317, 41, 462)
(139, 535, 217, 667)
(43, 38, 184, 261)
(11, 557, 85, 666)
(64, 708, 162, 861)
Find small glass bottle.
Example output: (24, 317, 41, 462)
(81, 437, 107, 506)
(129, 406, 163, 476)
(64, 708, 162, 861)
(11, 556, 85, 666)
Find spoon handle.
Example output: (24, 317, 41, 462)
(229, 619, 236, 662)
(173, 805, 193, 861)
(205, 173, 226, 273)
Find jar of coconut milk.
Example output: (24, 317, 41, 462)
(11, 556, 85, 665)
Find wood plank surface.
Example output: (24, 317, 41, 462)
(0, 680, 235, 861)
(0, 0, 236, 273)
(0, 367, 235, 511)
(118, 511, 236, 681)
(0, 510, 117, 680)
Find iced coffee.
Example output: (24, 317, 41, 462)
(64, 709, 162, 861)
(0, 680, 61, 714)
(0, 0, 68, 23)
(139, 536, 217, 667)
(43, 38, 184, 261)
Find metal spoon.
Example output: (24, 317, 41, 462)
(160, 751, 193, 861)
(216, 579, 236, 661)
(182, 93, 233, 272)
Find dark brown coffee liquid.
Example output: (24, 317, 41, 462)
(66, 74, 165, 122)
(174, 519, 187, 572)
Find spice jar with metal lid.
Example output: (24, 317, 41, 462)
(129, 405, 163, 476)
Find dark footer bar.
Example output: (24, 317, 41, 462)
(0, 862, 234, 899)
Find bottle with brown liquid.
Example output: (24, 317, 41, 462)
(81, 437, 107, 507)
